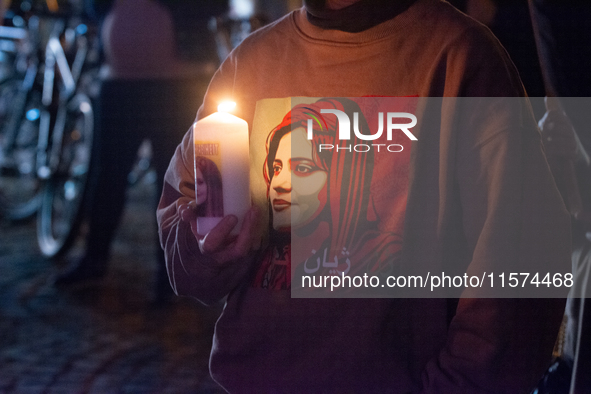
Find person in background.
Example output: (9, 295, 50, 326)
(529, 1, 591, 392)
(55, 0, 227, 304)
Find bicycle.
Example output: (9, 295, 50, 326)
(0, 4, 41, 220)
(0, 0, 99, 258)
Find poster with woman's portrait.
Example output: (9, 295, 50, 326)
(250, 97, 417, 294)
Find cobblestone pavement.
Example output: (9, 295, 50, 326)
(0, 177, 225, 393)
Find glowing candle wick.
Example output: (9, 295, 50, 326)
(218, 101, 236, 113)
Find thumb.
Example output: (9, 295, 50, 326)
(199, 215, 239, 254)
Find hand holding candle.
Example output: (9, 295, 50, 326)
(179, 201, 261, 288)
(193, 101, 251, 235)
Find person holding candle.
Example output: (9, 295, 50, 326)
(157, 0, 570, 391)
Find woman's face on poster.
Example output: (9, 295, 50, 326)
(195, 166, 208, 206)
(270, 127, 328, 231)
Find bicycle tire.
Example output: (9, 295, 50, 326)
(0, 78, 42, 220)
(37, 93, 93, 258)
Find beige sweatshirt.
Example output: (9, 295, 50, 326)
(157, 0, 571, 392)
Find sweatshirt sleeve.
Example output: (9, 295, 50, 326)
(420, 124, 569, 393)
(156, 55, 249, 305)
(420, 26, 570, 393)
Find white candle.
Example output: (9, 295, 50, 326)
(193, 102, 250, 235)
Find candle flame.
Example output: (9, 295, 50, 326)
(218, 101, 236, 113)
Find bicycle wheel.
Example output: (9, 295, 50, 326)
(0, 80, 42, 220)
(37, 93, 93, 258)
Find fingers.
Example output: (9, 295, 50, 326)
(228, 206, 260, 260)
(189, 218, 199, 241)
(199, 206, 262, 266)
(179, 201, 200, 239)
(199, 215, 239, 254)
(179, 201, 197, 222)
